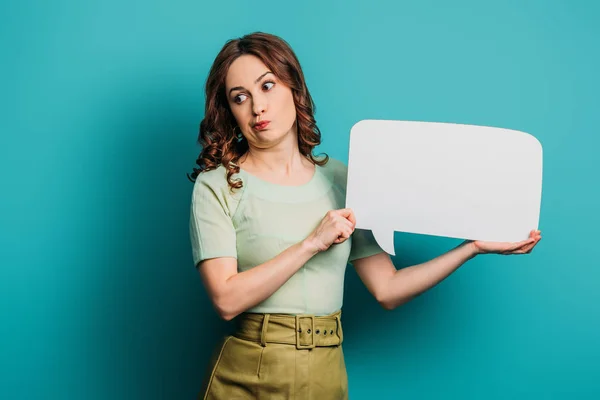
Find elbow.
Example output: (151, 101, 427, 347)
(218, 311, 237, 322)
(381, 294, 417, 310)
(376, 290, 396, 311)
(216, 307, 236, 321)
(213, 292, 244, 321)
(215, 304, 238, 321)
(379, 298, 396, 311)
(377, 292, 411, 311)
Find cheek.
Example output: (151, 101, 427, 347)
(230, 104, 250, 125)
(279, 90, 296, 120)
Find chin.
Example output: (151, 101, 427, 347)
(255, 128, 292, 145)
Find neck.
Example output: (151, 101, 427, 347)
(242, 126, 310, 176)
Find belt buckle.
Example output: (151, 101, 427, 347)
(295, 314, 315, 350)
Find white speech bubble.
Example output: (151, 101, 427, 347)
(345, 120, 543, 255)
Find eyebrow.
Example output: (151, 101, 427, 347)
(228, 71, 273, 96)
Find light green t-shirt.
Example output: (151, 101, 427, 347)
(189, 157, 384, 316)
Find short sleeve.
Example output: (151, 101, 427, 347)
(349, 228, 385, 262)
(189, 170, 239, 267)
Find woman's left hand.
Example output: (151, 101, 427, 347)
(471, 229, 542, 255)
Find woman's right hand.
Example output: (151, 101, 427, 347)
(304, 208, 356, 253)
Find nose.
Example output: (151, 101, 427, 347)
(252, 94, 267, 117)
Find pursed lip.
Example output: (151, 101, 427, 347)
(253, 121, 270, 130)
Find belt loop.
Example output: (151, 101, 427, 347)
(335, 313, 343, 345)
(260, 314, 270, 347)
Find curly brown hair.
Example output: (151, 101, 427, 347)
(187, 32, 328, 189)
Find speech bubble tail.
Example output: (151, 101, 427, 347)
(372, 229, 395, 256)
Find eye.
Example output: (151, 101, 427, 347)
(233, 93, 247, 104)
(262, 81, 275, 91)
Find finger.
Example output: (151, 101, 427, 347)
(337, 208, 352, 217)
(339, 228, 351, 239)
(340, 225, 353, 240)
(524, 238, 540, 250)
(347, 209, 356, 228)
(335, 232, 350, 244)
(524, 237, 542, 252)
(520, 245, 534, 253)
(338, 208, 356, 227)
(504, 247, 529, 255)
(506, 239, 534, 253)
(506, 249, 523, 255)
(512, 238, 537, 253)
(338, 223, 355, 243)
(505, 242, 525, 253)
(333, 213, 355, 231)
(344, 224, 354, 237)
(530, 230, 541, 240)
(518, 238, 536, 248)
(341, 217, 355, 231)
(334, 219, 353, 235)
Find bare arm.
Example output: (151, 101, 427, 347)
(199, 241, 318, 321)
(353, 241, 479, 310)
(353, 232, 540, 310)
(199, 209, 356, 321)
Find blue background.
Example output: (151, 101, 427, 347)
(2, 0, 599, 398)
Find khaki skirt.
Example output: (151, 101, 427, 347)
(198, 310, 348, 399)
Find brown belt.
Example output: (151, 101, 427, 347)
(233, 310, 344, 350)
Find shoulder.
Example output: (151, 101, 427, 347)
(193, 164, 229, 188)
(320, 156, 349, 189)
(322, 157, 348, 173)
(191, 165, 244, 216)
(192, 165, 229, 195)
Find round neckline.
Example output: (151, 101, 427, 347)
(238, 164, 319, 188)
(233, 162, 334, 203)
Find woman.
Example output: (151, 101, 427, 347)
(188, 32, 541, 400)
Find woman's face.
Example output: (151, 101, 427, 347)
(225, 54, 297, 149)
